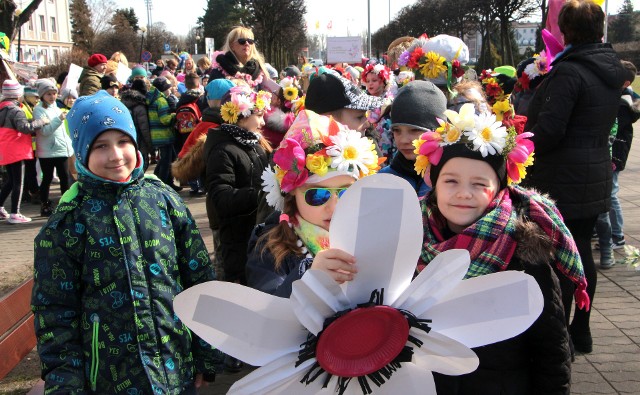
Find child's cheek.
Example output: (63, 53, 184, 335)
(483, 187, 495, 201)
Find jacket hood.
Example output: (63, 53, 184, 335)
(145, 86, 162, 104)
(556, 43, 626, 90)
(512, 213, 555, 264)
(120, 88, 147, 107)
(202, 106, 224, 124)
(176, 91, 201, 107)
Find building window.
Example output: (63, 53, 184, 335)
(39, 15, 45, 31)
(50, 17, 56, 33)
(28, 18, 33, 31)
(53, 48, 59, 62)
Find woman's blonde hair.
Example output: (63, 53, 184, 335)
(221, 26, 270, 80)
(110, 51, 129, 67)
(197, 56, 211, 70)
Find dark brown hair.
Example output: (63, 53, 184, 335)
(259, 194, 302, 269)
(185, 72, 199, 90)
(558, 0, 605, 45)
(621, 60, 637, 83)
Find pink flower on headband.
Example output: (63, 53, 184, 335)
(273, 138, 309, 192)
(506, 132, 535, 184)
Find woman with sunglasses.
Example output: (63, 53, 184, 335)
(209, 26, 270, 88)
(246, 110, 383, 297)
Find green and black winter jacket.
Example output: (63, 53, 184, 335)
(32, 164, 218, 394)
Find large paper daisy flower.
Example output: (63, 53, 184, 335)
(175, 174, 544, 395)
(326, 129, 377, 177)
(261, 166, 285, 211)
(466, 112, 508, 157)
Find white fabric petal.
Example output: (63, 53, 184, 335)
(392, 249, 470, 316)
(422, 271, 544, 348)
(410, 328, 479, 375)
(173, 282, 306, 366)
(228, 352, 315, 395)
(331, 173, 423, 306)
(290, 270, 351, 335)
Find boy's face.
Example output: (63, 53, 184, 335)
(435, 157, 499, 234)
(106, 86, 119, 97)
(333, 108, 368, 133)
(88, 130, 137, 181)
(392, 124, 425, 161)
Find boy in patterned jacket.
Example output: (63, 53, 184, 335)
(32, 91, 219, 394)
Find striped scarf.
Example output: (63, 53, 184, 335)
(419, 185, 590, 310)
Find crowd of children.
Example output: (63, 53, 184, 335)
(0, 0, 636, 392)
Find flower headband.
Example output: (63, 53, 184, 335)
(361, 64, 391, 84)
(261, 110, 384, 210)
(398, 34, 468, 90)
(220, 86, 271, 124)
(279, 76, 302, 110)
(413, 102, 534, 185)
(517, 52, 550, 92)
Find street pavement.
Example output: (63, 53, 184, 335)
(1, 123, 640, 393)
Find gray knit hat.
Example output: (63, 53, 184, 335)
(390, 80, 447, 130)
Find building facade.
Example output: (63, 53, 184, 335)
(11, 0, 73, 66)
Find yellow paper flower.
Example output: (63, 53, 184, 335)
(492, 100, 511, 121)
(412, 137, 425, 155)
(419, 51, 447, 79)
(220, 102, 239, 124)
(508, 152, 534, 185)
(306, 153, 331, 176)
(414, 154, 430, 177)
(255, 98, 266, 112)
(440, 123, 462, 144)
(283, 86, 299, 101)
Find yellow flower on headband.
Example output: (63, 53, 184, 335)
(419, 51, 447, 79)
(492, 100, 511, 122)
(221, 101, 239, 124)
(306, 153, 331, 176)
(283, 86, 299, 101)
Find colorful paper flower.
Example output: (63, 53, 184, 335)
(506, 131, 535, 184)
(220, 101, 239, 124)
(283, 86, 299, 101)
(492, 100, 512, 122)
(220, 87, 272, 124)
(419, 51, 447, 79)
(467, 112, 508, 157)
(261, 166, 285, 211)
(326, 129, 379, 178)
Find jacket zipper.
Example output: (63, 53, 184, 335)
(90, 314, 100, 391)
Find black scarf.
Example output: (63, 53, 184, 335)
(215, 51, 261, 80)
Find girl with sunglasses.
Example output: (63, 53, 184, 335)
(209, 26, 270, 88)
(246, 110, 383, 297)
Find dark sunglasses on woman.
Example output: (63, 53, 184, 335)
(304, 187, 348, 207)
(237, 38, 255, 45)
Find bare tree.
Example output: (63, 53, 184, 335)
(494, 0, 537, 65)
(88, 0, 117, 35)
(0, 0, 44, 41)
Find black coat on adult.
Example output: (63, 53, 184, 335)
(433, 218, 571, 395)
(204, 125, 271, 283)
(523, 43, 625, 220)
(120, 88, 152, 169)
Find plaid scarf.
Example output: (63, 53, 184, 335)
(419, 185, 589, 310)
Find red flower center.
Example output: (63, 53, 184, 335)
(315, 305, 409, 377)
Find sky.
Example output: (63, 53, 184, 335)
(115, 0, 637, 39)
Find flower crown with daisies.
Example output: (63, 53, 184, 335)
(220, 86, 272, 124)
(413, 102, 534, 185)
(261, 110, 384, 210)
(361, 63, 391, 84)
(398, 34, 468, 90)
(517, 52, 551, 92)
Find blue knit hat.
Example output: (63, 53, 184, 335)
(68, 90, 137, 166)
(205, 78, 235, 100)
(131, 66, 147, 78)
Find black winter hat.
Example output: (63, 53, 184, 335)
(305, 72, 383, 114)
(429, 144, 507, 190)
(100, 74, 119, 90)
(152, 77, 172, 93)
(390, 80, 447, 130)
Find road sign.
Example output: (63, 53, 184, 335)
(141, 51, 152, 62)
(164, 43, 171, 52)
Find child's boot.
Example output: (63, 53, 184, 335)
(600, 243, 614, 269)
(41, 200, 53, 217)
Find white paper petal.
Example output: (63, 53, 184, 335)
(378, 362, 437, 394)
(423, 271, 544, 348)
(291, 270, 351, 335)
(173, 281, 307, 366)
(228, 352, 315, 395)
(392, 249, 470, 316)
(330, 173, 423, 306)
(410, 329, 479, 375)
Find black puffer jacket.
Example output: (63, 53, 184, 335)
(204, 126, 271, 283)
(523, 43, 625, 220)
(120, 89, 152, 165)
(434, 215, 571, 395)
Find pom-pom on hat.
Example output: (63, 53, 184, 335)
(88, 53, 108, 68)
(219, 85, 272, 124)
(391, 80, 447, 131)
(399, 34, 469, 89)
(205, 78, 235, 101)
(68, 90, 137, 167)
(412, 102, 535, 189)
(261, 110, 383, 210)
(305, 70, 384, 114)
(2, 80, 24, 99)
(37, 79, 58, 98)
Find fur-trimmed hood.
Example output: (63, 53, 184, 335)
(120, 88, 147, 108)
(172, 135, 207, 183)
(264, 107, 295, 134)
(513, 215, 555, 264)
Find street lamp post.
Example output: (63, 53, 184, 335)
(15, 9, 22, 62)
(139, 26, 147, 65)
